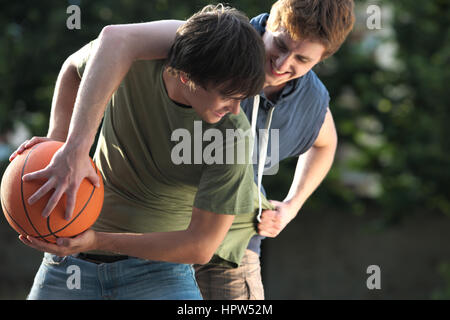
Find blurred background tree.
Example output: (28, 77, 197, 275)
(265, 0, 450, 224)
(0, 0, 449, 299)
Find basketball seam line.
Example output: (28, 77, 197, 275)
(44, 164, 99, 237)
(1, 192, 30, 236)
(20, 144, 48, 243)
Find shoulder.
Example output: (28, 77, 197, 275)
(250, 13, 269, 35)
(124, 59, 167, 90)
(130, 59, 166, 76)
(300, 70, 330, 105)
(289, 70, 330, 121)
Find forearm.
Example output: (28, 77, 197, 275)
(47, 61, 80, 141)
(93, 207, 234, 265)
(284, 144, 336, 214)
(95, 230, 207, 264)
(284, 108, 337, 215)
(63, 21, 182, 153)
(65, 31, 135, 153)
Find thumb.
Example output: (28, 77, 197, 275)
(268, 200, 281, 210)
(87, 167, 101, 188)
(56, 237, 71, 247)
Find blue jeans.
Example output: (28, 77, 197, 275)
(27, 252, 203, 300)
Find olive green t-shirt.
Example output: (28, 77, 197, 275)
(76, 42, 273, 267)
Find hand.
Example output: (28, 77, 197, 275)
(9, 136, 56, 162)
(257, 200, 299, 238)
(18, 229, 97, 257)
(22, 143, 100, 220)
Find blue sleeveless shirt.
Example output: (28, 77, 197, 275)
(245, 14, 330, 255)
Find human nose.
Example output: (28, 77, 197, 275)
(228, 100, 240, 115)
(274, 53, 290, 71)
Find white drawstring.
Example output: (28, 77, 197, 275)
(251, 95, 276, 222)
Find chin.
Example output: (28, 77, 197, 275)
(201, 115, 221, 124)
(208, 118, 222, 124)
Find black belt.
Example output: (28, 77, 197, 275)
(77, 253, 130, 264)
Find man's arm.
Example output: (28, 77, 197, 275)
(258, 108, 337, 237)
(15, 21, 183, 219)
(21, 207, 235, 265)
(65, 20, 183, 149)
(11, 20, 183, 155)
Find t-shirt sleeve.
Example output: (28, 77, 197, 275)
(74, 40, 97, 79)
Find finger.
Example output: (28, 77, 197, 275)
(28, 177, 55, 205)
(56, 237, 72, 247)
(22, 168, 49, 182)
(260, 213, 278, 224)
(64, 190, 77, 221)
(261, 210, 277, 219)
(18, 234, 32, 246)
(273, 212, 283, 224)
(17, 140, 30, 152)
(258, 219, 282, 233)
(258, 219, 281, 235)
(258, 227, 279, 238)
(9, 151, 17, 162)
(9, 140, 29, 162)
(57, 229, 88, 247)
(41, 188, 65, 218)
(25, 137, 45, 148)
(27, 236, 62, 254)
(87, 169, 101, 188)
(258, 222, 274, 233)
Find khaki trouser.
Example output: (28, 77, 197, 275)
(194, 249, 264, 300)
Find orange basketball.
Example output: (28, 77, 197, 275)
(0, 141, 104, 243)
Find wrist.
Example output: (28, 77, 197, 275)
(63, 136, 92, 157)
(93, 232, 119, 255)
(46, 131, 67, 142)
(90, 230, 103, 252)
(283, 198, 303, 218)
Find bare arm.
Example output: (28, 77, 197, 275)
(21, 207, 235, 265)
(258, 108, 337, 237)
(19, 20, 183, 145)
(15, 21, 183, 219)
(66, 20, 183, 151)
(95, 208, 234, 264)
(46, 56, 80, 141)
(283, 108, 337, 209)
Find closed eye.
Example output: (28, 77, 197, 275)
(274, 38, 288, 52)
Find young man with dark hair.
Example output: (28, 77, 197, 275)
(13, 5, 268, 300)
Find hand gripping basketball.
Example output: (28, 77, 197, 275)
(1, 141, 104, 243)
(24, 142, 101, 220)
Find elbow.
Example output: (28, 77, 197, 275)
(98, 25, 128, 54)
(99, 24, 119, 40)
(331, 127, 338, 151)
(193, 251, 214, 265)
(99, 25, 122, 44)
(189, 241, 215, 265)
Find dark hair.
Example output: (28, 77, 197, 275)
(166, 4, 266, 98)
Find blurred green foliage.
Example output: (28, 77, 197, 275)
(432, 261, 450, 299)
(267, 0, 450, 223)
(1, 0, 449, 223)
